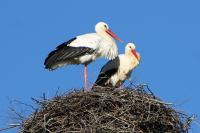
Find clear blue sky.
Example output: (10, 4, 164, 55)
(0, 0, 200, 132)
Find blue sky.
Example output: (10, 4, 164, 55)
(0, 0, 200, 132)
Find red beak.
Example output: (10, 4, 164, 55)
(131, 49, 139, 61)
(106, 29, 123, 43)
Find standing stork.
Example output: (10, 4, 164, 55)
(44, 22, 123, 92)
(94, 43, 140, 88)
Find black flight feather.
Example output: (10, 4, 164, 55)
(44, 37, 95, 70)
(95, 56, 120, 86)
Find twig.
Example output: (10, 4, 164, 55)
(183, 115, 196, 130)
(0, 124, 20, 132)
(43, 113, 53, 133)
(9, 107, 24, 120)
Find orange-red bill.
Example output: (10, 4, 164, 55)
(131, 49, 139, 61)
(106, 29, 123, 43)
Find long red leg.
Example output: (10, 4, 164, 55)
(84, 64, 88, 92)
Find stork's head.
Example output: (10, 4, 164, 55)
(125, 43, 140, 61)
(95, 22, 123, 43)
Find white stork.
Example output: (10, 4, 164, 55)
(44, 22, 123, 92)
(94, 43, 140, 87)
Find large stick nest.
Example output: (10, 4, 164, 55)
(19, 85, 190, 133)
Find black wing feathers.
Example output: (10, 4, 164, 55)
(44, 37, 76, 66)
(44, 37, 95, 69)
(58, 47, 94, 60)
(95, 57, 120, 86)
(56, 37, 76, 49)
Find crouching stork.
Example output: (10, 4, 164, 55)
(94, 43, 140, 88)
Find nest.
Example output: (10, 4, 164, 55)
(19, 85, 190, 133)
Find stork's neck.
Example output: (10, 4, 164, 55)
(125, 51, 140, 64)
(97, 30, 115, 42)
(125, 51, 133, 58)
(95, 30, 118, 60)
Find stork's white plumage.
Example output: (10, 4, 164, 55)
(95, 43, 140, 87)
(44, 22, 123, 92)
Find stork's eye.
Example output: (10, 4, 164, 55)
(129, 46, 132, 49)
(104, 25, 107, 29)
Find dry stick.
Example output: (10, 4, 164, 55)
(13, 99, 36, 110)
(43, 113, 53, 133)
(0, 124, 20, 132)
(9, 107, 24, 121)
(105, 113, 130, 126)
(183, 115, 196, 130)
(148, 98, 173, 105)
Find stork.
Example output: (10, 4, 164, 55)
(44, 22, 123, 92)
(94, 43, 140, 88)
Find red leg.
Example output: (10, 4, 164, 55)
(84, 64, 88, 92)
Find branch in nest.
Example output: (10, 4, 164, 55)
(0, 123, 20, 132)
